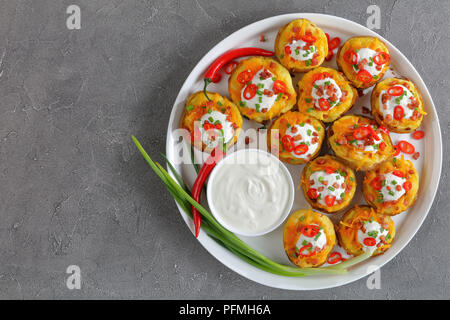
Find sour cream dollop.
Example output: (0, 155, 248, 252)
(198, 111, 234, 149)
(240, 69, 277, 113)
(354, 48, 382, 77)
(207, 149, 294, 236)
(311, 77, 342, 111)
(285, 123, 320, 160)
(379, 85, 416, 120)
(296, 224, 327, 253)
(286, 39, 317, 62)
(358, 220, 389, 251)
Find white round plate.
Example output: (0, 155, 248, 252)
(165, 13, 442, 290)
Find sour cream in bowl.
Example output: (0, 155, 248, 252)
(207, 149, 295, 237)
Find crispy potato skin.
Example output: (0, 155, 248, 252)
(228, 57, 296, 122)
(301, 155, 356, 213)
(363, 156, 419, 216)
(283, 209, 336, 268)
(336, 206, 395, 257)
(327, 115, 395, 171)
(274, 18, 328, 73)
(267, 111, 325, 165)
(297, 67, 358, 122)
(179, 91, 243, 152)
(371, 78, 426, 133)
(336, 36, 390, 89)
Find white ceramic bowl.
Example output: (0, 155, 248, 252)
(206, 148, 295, 237)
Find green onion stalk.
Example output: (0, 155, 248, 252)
(132, 135, 372, 277)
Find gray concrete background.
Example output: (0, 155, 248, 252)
(0, 0, 448, 299)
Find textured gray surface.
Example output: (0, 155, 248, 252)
(0, 0, 448, 299)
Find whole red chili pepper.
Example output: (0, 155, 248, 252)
(203, 47, 275, 101)
(191, 147, 225, 237)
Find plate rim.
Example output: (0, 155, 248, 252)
(164, 13, 443, 290)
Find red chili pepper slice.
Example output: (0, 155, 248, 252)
(301, 34, 317, 43)
(203, 47, 274, 100)
(237, 70, 254, 84)
(312, 73, 323, 82)
(353, 126, 371, 140)
(403, 181, 412, 191)
(343, 50, 358, 65)
(370, 176, 383, 191)
(412, 130, 425, 140)
(327, 252, 342, 264)
(284, 45, 292, 55)
(203, 121, 214, 131)
(273, 80, 286, 94)
(388, 86, 404, 96)
(191, 148, 224, 237)
(363, 237, 377, 246)
(301, 225, 320, 237)
(243, 84, 257, 100)
(328, 37, 341, 50)
(379, 125, 390, 135)
(325, 51, 334, 61)
(307, 188, 319, 199)
(367, 125, 381, 141)
(281, 135, 294, 152)
(392, 170, 404, 178)
(298, 243, 315, 257)
(318, 98, 331, 111)
(294, 144, 309, 155)
(224, 61, 239, 74)
(397, 140, 415, 154)
(394, 105, 404, 121)
(324, 195, 336, 207)
(357, 69, 373, 84)
(373, 52, 390, 65)
(379, 141, 386, 151)
(325, 166, 335, 174)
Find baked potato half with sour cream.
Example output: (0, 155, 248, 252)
(180, 91, 243, 153)
(228, 56, 297, 122)
(363, 156, 419, 216)
(267, 111, 325, 165)
(371, 78, 426, 133)
(301, 155, 356, 213)
(283, 209, 336, 268)
(328, 115, 395, 171)
(336, 205, 395, 257)
(336, 36, 390, 89)
(297, 67, 358, 122)
(274, 18, 328, 73)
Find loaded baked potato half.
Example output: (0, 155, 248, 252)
(328, 115, 395, 171)
(267, 111, 325, 165)
(363, 156, 419, 216)
(283, 209, 336, 268)
(337, 205, 395, 257)
(298, 67, 358, 122)
(371, 78, 426, 133)
(301, 155, 356, 213)
(336, 36, 390, 89)
(274, 18, 328, 73)
(180, 91, 243, 152)
(228, 56, 297, 122)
